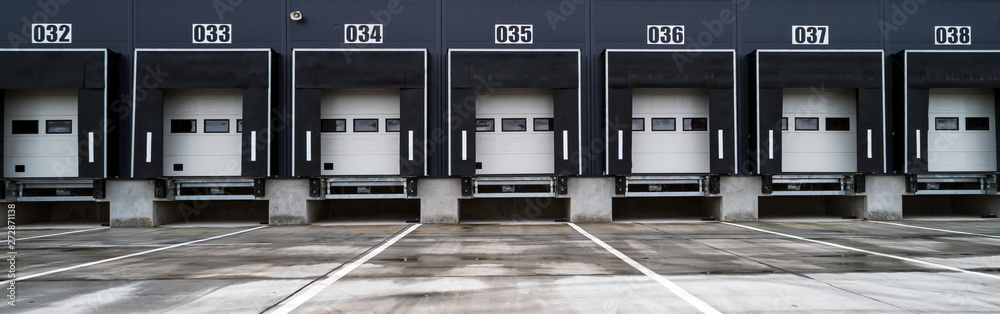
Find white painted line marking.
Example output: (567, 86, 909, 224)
(461, 130, 468, 161)
(145, 132, 152, 163)
(717, 129, 724, 159)
(768, 130, 774, 159)
(1, 227, 108, 243)
(408, 130, 414, 161)
(871, 221, 1000, 239)
(251, 131, 257, 161)
(271, 224, 421, 314)
(0, 226, 266, 285)
(722, 222, 1000, 281)
(88, 132, 95, 163)
(305, 131, 312, 162)
(568, 223, 721, 314)
(617, 130, 623, 160)
(562, 130, 569, 160)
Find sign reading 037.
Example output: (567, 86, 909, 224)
(192, 24, 232, 44)
(495, 24, 533, 44)
(344, 24, 383, 44)
(31, 24, 72, 43)
(791, 25, 828, 45)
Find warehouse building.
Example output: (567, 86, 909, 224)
(2, 0, 999, 226)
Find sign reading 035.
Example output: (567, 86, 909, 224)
(791, 25, 828, 45)
(192, 24, 232, 44)
(647, 25, 684, 45)
(495, 24, 533, 44)
(344, 24, 383, 44)
(31, 24, 72, 43)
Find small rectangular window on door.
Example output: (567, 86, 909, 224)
(533, 118, 554, 131)
(683, 118, 708, 131)
(825, 117, 850, 131)
(170, 119, 197, 133)
(386, 119, 401, 132)
(204, 119, 230, 133)
(321, 119, 346, 132)
(795, 117, 819, 131)
(651, 118, 675, 131)
(476, 119, 495, 132)
(966, 117, 990, 131)
(631, 118, 644, 131)
(354, 119, 379, 132)
(501, 118, 527, 132)
(935, 117, 959, 130)
(11, 120, 39, 134)
(45, 120, 72, 134)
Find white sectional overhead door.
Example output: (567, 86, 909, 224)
(781, 88, 857, 173)
(927, 88, 997, 172)
(631, 88, 710, 174)
(476, 88, 555, 175)
(4, 89, 78, 178)
(162, 89, 243, 177)
(321, 88, 401, 176)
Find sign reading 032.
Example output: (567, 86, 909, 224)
(934, 26, 971, 45)
(791, 25, 828, 45)
(647, 25, 684, 45)
(344, 24, 383, 44)
(495, 24, 533, 44)
(192, 24, 232, 44)
(31, 24, 72, 43)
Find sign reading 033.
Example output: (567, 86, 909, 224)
(647, 25, 684, 45)
(791, 25, 828, 45)
(31, 24, 72, 43)
(192, 24, 232, 44)
(495, 24, 533, 44)
(344, 24, 383, 44)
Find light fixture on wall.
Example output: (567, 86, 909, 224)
(290, 11, 303, 21)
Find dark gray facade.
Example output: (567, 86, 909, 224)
(3, 0, 1000, 180)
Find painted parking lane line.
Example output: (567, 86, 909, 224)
(2, 227, 109, 243)
(0, 225, 267, 285)
(870, 221, 1000, 239)
(269, 224, 421, 314)
(722, 222, 1000, 281)
(568, 223, 722, 314)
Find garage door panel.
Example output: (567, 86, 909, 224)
(162, 89, 243, 177)
(927, 88, 997, 172)
(4, 89, 80, 178)
(476, 88, 554, 175)
(631, 88, 710, 174)
(321, 88, 401, 176)
(782, 88, 858, 173)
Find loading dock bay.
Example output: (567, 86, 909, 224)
(6, 220, 1000, 312)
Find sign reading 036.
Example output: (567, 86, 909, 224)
(647, 25, 684, 45)
(791, 25, 828, 45)
(192, 24, 232, 44)
(344, 24, 383, 44)
(31, 24, 72, 43)
(495, 24, 533, 44)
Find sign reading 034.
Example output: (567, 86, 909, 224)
(344, 24, 383, 44)
(192, 24, 232, 44)
(495, 24, 533, 44)
(31, 24, 72, 43)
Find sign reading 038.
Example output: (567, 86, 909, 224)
(344, 24, 383, 44)
(495, 24, 533, 44)
(31, 24, 72, 43)
(934, 26, 971, 45)
(192, 24, 232, 44)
